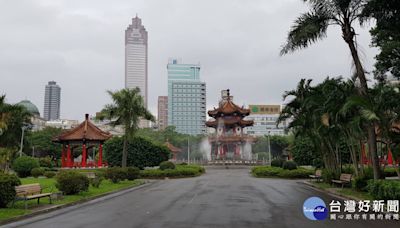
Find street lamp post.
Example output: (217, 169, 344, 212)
(19, 126, 27, 157)
(267, 130, 272, 165)
(187, 137, 190, 164)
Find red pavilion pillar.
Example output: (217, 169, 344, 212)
(97, 144, 103, 168)
(388, 148, 394, 166)
(61, 145, 66, 167)
(82, 143, 87, 168)
(66, 144, 72, 168)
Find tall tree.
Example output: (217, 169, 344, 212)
(101, 88, 154, 167)
(280, 0, 382, 179)
(363, 0, 400, 80)
(0, 95, 32, 148)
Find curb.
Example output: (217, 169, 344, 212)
(0, 180, 152, 226)
(300, 180, 362, 201)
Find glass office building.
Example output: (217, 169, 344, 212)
(167, 59, 206, 135)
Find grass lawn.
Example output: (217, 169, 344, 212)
(311, 182, 373, 200)
(0, 177, 144, 222)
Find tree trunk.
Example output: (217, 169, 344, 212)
(342, 21, 381, 179)
(367, 124, 381, 179)
(122, 136, 128, 168)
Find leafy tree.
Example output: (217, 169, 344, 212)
(281, 0, 381, 179)
(104, 136, 170, 169)
(253, 135, 291, 158)
(291, 136, 319, 166)
(0, 95, 32, 148)
(363, 0, 400, 80)
(26, 127, 62, 158)
(101, 88, 155, 167)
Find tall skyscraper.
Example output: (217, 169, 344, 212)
(167, 58, 206, 135)
(43, 81, 61, 121)
(157, 96, 168, 130)
(125, 15, 148, 107)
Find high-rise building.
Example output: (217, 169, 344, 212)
(125, 15, 148, 107)
(157, 96, 168, 130)
(167, 58, 206, 135)
(43, 81, 61, 121)
(244, 105, 288, 136)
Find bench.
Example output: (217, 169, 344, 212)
(13, 183, 52, 209)
(309, 170, 322, 182)
(331, 173, 352, 188)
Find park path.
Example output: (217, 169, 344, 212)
(2, 167, 398, 228)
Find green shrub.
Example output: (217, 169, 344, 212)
(12, 156, 40, 177)
(126, 167, 140, 180)
(140, 165, 204, 178)
(105, 167, 127, 183)
(312, 158, 323, 168)
(252, 166, 283, 177)
(0, 173, 21, 208)
(277, 168, 313, 178)
(384, 168, 398, 177)
(56, 171, 89, 195)
(367, 180, 400, 200)
(104, 136, 170, 169)
(341, 165, 354, 174)
(39, 156, 53, 168)
(354, 175, 370, 192)
(179, 162, 187, 166)
(282, 161, 297, 170)
(159, 161, 175, 170)
(90, 176, 104, 188)
(362, 167, 374, 179)
(271, 159, 284, 167)
(252, 166, 312, 178)
(322, 169, 339, 183)
(31, 167, 45, 178)
(44, 171, 57, 178)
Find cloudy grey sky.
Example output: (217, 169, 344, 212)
(0, 0, 378, 120)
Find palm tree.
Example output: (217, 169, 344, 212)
(102, 88, 155, 167)
(281, 0, 382, 179)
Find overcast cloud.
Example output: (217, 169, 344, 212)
(0, 0, 378, 120)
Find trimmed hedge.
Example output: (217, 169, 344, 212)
(56, 171, 89, 195)
(367, 180, 400, 201)
(90, 176, 104, 188)
(12, 156, 40, 177)
(0, 173, 21, 208)
(271, 159, 284, 167)
(126, 167, 140, 180)
(44, 171, 57, 178)
(251, 166, 313, 178)
(31, 167, 45, 178)
(39, 156, 53, 168)
(105, 167, 127, 183)
(159, 161, 175, 170)
(140, 165, 205, 179)
(282, 161, 297, 170)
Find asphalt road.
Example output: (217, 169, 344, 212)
(3, 167, 399, 228)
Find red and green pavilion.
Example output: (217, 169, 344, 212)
(53, 114, 112, 168)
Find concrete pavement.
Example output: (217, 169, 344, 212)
(3, 167, 399, 228)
